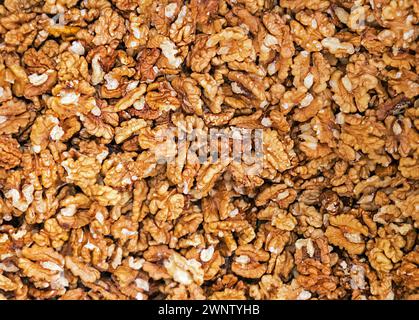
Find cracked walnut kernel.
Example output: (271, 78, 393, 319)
(0, 0, 417, 301)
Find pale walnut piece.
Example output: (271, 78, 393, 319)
(0, 135, 22, 169)
(0, 0, 417, 301)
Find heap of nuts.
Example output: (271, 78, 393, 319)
(0, 0, 418, 300)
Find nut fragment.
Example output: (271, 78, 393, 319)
(0, 0, 417, 301)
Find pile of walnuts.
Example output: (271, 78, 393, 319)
(0, 0, 418, 300)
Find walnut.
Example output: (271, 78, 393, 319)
(228, 71, 265, 102)
(145, 81, 180, 113)
(174, 211, 203, 239)
(163, 252, 204, 286)
(102, 152, 139, 189)
(22, 47, 56, 74)
(84, 185, 122, 207)
(190, 160, 231, 199)
(18, 245, 68, 289)
(325, 214, 369, 255)
(272, 210, 298, 231)
(42, 0, 78, 14)
(113, 0, 139, 11)
(172, 76, 203, 115)
(209, 288, 246, 300)
(262, 129, 292, 173)
(395, 251, 419, 291)
(91, 8, 126, 46)
(280, 0, 330, 12)
(169, 4, 196, 46)
(135, 49, 160, 82)
(262, 12, 295, 59)
(256, 184, 296, 208)
(2, 13, 39, 54)
(250, 276, 304, 300)
(0, 99, 33, 135)
(231, 245, 270, 279)
(65, 256, 100, 283)
(114, 119, 147, 144)
(294, 237, 340, 298)
(205, 219, 255, 253)
(57, 52, 89, 82)
(290, 21, 323, 52)
(61, 154, 100, 188)
(0, 0, 417, 301)
(24, 70, 57, 98)
(46, 90, 97, 119)
(341, 116, 390, 166)
(207, 27, 256, 63)
(147, 181, 185, 227)
(0, 135, 22, 169)
(188, 34, 217, 72)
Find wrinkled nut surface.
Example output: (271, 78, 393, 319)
(0, 0, 417, 301)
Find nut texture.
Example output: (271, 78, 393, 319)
(0, 0, 417, 301)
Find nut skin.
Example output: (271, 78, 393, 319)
(0, 0, 417, 301)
